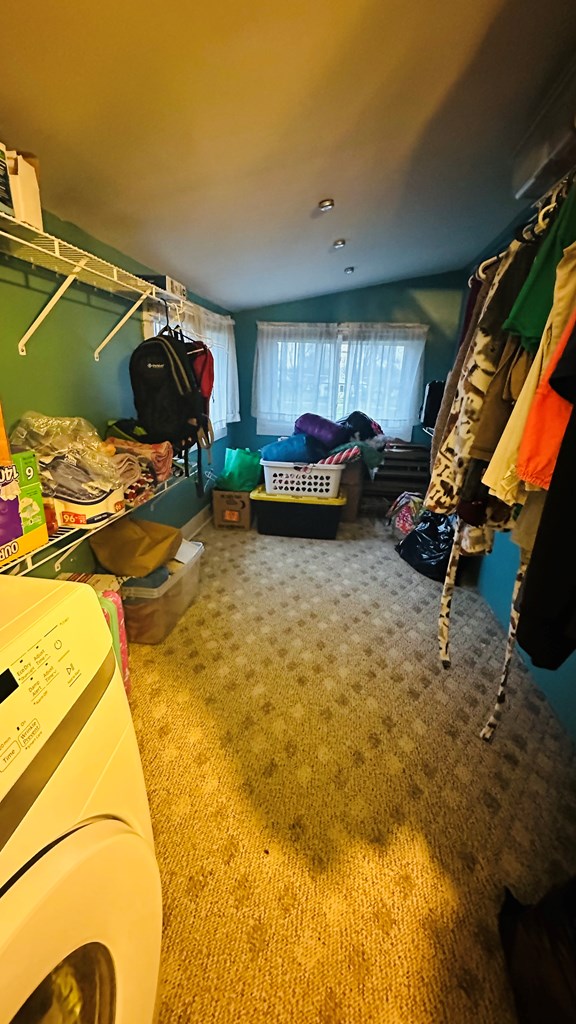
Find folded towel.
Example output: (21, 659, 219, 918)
(108, 437, 173, 482)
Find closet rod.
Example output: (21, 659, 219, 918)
(531, 165, 576, 209)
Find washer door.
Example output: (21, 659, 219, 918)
(1, 820, 162, 1024)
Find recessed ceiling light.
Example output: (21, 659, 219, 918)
(344, 266, 355, 274)
(333, 239, 346, 249)
(318, 198, 335, 212)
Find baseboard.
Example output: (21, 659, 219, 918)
(182, 504, 212, 539)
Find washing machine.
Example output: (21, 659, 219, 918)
(0, 576, 162, 1023)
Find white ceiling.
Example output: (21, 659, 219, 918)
(2, 0, 576, 311)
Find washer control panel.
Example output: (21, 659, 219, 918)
(0, 581, 112, 801)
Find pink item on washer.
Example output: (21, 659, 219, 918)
(103, 589, 132, 696)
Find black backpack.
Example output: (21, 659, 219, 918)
(129, 331, 208, 494)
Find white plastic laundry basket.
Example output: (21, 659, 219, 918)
(261, 460, 344, 497)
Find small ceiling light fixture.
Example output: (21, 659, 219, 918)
(344, 266, 355, 274)
(333, 238, 346, 249)
(318, 198, 335, 212)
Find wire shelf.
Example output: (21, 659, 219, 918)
(0, 212, 170, 302)
(0, 472, 188, 576)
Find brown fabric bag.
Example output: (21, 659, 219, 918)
(89, 518, 182, 576)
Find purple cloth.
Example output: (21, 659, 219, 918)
(294, 413, 349, 448)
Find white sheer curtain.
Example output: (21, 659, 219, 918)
(339, 323, 427, 439)
(252, 322, 340, 435)
(195, 308, 240, 440)
(143, 302, 240, 440)
(252, 321, 427, 440)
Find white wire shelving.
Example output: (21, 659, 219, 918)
(0, 212, 180, 359)
(0, 473, 187, 577)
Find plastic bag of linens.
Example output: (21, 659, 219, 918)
(10, 411, 121, 500)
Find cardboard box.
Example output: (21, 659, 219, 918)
(6, 150, 43, 231)
(0, 451, 48, 567)
(58, 572, 123, 592)
(11, 449, 41, 487)
(141, 274, 187, 300)
(340, 460, 363, 522)
(0, 142, 15, 217)
(212, 489, 252, 529)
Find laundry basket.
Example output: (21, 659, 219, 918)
(260, 460, 344, 497)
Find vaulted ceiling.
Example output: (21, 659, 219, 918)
(2, 0, 576, 310)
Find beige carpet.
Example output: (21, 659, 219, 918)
(129, 519, 576, 1024)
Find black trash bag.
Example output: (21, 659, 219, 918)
(498, 879, 576, 1024)
(395, 510, 456, 581)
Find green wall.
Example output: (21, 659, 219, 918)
(0, 213, 229, 576)
(229, 271, 467, 451)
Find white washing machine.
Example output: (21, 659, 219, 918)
(0, 576, 162, 1024)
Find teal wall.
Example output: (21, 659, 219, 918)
(1, 212, 229, 577)
(477, 532, 576, 741)
(230, 271, 467, 451)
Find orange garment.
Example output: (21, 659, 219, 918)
(516, 305, 576, 489)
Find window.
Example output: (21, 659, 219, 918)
(252, 321, 427, 440)
(144, 303, 240, 441)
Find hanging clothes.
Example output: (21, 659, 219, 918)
(430, 263, 499, 471)
(515, 309, 576, 490)
(482, 238, 576, 506)
(480, 554, 530, 742)
(516, 319, 576, 669)
(516, 409, 576, 669)
(503, 184, 576, 354)
(420, 178, 573, 745)
(510, 491, 547, 555)
(427, 244, 534, 676)
(469, 336, 534, 463)
(426, 243, 523, 517)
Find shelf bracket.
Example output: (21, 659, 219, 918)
(93, 289, 153, 361)
(18, 258, 89, 356)
(53, 534, 87, 574)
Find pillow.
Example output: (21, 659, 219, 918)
(294, 413, 349, 449)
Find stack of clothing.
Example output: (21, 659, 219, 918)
(107, 437, 174, 506)
(260, 410, 387, 473)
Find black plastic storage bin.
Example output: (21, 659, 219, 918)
(250, 485, 346, 539)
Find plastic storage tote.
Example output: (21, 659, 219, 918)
(121, 541, 203, 644)
(260, 460, 344, 498)
(250, 486, 346, 539)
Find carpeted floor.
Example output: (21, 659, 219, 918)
(129, 519, 576, 1024)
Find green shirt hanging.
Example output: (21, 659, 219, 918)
(503, 185, 576, 354)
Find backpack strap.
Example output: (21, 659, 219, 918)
(196, 444, 204, 497)
(155, 337, 192, 396)
(196, 420, 214, 449)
